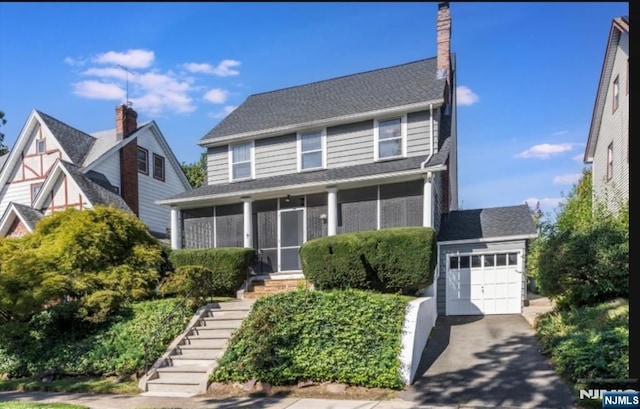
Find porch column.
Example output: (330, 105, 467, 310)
(242, 197, 253, 248)
(170, 207, 181, 249)
(327, 187, 338, 236)
(423, 173, 433, 228)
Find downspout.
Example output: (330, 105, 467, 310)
(421, 103, 435, 169)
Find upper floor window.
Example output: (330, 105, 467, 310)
(229, 142, 253, 181)
(374, 117, 406, 160)
(31, 182, 43, 201)
(612, 75, 619, 112)
(137, 147, 149, 174)
(298, 130, 325, 171)
(607, 142, 613, 181)
(36, 139, 46, 154)
(153, 153, 165, 182)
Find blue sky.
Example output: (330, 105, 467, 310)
(0, 2, 628, 217)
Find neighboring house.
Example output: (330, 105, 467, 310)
(0, 104, 191, 238)
(584, 15, 629, 213)
(158, 2, 536, 315)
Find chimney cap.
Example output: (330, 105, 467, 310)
(438, 2, 449, 10)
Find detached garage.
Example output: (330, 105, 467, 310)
(436, 205, 538, 316)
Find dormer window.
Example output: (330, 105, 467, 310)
(374, 117, 406, 160)
(36, 139, 46, 154)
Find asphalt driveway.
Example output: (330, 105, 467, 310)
(398, 315, 577, 409)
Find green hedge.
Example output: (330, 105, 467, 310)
(0, 298, 194, 378)
(210, 289, 407, 388)
(168, 248, 254, 297)
(300, 227, 436, 294)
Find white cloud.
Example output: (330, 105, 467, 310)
(553, 173, 582, 185)
(129, 72, 195, 114)
(524, 197, 565, 210)
(81, 67, 129, 80)
(72, 81, 125, 100)
(64, 57, 86, 67)
(93, 49, 155, 69)
(183, 59, 241, 76)
(203, 88, 229, 104)
(552, 130, 569, 136)
(573, 153, 585, 162)
(209, 105, 238, 119)
(515, 143, 574, 159)
(456, 85, 479, 106)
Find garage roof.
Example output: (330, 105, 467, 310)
(438, 204, 537, 242)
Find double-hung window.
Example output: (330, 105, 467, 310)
(298, 130, 325, 171)
(153, 153, 165, 181)
(230, 142, 253, 181)
(137, 147, 149, 174)
(612, 75, 620, 112)
(375, 117, 405, 160)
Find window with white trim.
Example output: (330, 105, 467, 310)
(153, 153, 165, 182)
(137, 147, 149, 174)
(612, 75, 619, 112)
(230, 142, 253, 181)
(298, 130, 324, 171)
(607, 142, 613, 181)
(375, 117, 405, 160)
(36, 139, 46, 154)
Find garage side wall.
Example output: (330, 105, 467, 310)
(437, 240, 528, 315)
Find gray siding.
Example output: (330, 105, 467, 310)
(207, 146, 228, 185)
(436, 240, 528, 315)
(327, 120, 373, 168)
(407, 110, 436, 157)
(255, 134, 297, 179)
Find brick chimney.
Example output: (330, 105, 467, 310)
(116, 104, 140, 216)
(436, 2, 452, 82)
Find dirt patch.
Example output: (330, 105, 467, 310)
(204, 381, 402, 401)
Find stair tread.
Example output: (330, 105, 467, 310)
(157, 365, 208, 373)
(147, 379, 200, 385)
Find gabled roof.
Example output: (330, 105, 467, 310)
(31, 159, 133, 215)
(200, 57, 447, 144)
(584, 15, 629, 163)
(0, 154, 7, 173)
(82, 121, 151, 167)
(437, 204, 537, 242)
(159, 137, 450, 206)
(0, 202, 44, 236)
(35, 110, 96, 164)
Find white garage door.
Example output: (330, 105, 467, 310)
(446, 252, 523, 315)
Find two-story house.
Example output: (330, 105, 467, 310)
(584, 15, 629, 213)
(0, 104, 191, 238)
(159, 2, 537, 316)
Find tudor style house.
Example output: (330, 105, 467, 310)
(160, 2, 458, 268)
(0, 104, 191, 238)
(584, 15, 629, 213)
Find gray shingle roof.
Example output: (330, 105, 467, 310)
(438, 204, 537, 242)
(200, 57, 446, 142)
(164, 137, 450, 202)
(11, 202, 44, 231)
(58, 161, 134, 215)
(36, 110, 96, 165)
(83, 121, 152, 167)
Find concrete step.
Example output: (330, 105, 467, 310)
(180, 337, 228, 348)
(164, 355, 219, 367)
(252, 279, 305, 288)
(187, 327, 236, 338)
(156, 365, 210, 374)
(208, 301, 255, 311)
(154, 369, 207, 384)
(194, 319, 243, 329)
(146, 379, 200, 394)
(201, 310, 249, 320)
(172, 346, 224, 358)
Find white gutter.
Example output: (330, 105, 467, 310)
(421, 103, 434, 169)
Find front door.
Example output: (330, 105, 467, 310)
(278, 208, 305, 271)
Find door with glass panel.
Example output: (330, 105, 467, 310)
(278, 208, 305, 271)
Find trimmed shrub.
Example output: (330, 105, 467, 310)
(300, 227, 436, 294)
(210, 289, 407, 389)
(168, 248, 254, 297)
(159, 265, 215, 308)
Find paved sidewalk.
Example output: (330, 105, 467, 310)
(521, 292, 555, 328)
(0, 391, 453, 409)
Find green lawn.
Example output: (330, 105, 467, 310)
(0, 377, 139, 395)
(0, 404, 89, 409)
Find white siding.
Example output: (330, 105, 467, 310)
(136, 128, 188, 234)
(592, 31, 629, 213)
(90, 154, 121, 192)
(0, 120, 71, 216)
(41, 174, 86, 214)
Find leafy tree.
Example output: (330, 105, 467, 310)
(181, 151, 207, 189)
(0, 110, 7, 156)
(0, 206, 162, 323)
